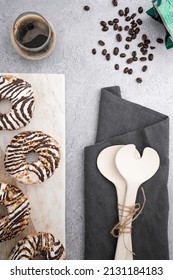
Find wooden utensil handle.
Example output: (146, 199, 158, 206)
(115, 183, 139, 260)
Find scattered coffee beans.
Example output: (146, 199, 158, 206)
(116, 33, 122, 42)
(140, 57, 147, 61)
(128, 68, 133, 74)
(113, 18, 119, 24)
(92, 48, 97, 55)
(132, 51, 136, 57)
(131, 13, 137, 19)
(150, 46, 156, 49)
(125, 44, 130, 50)
(126, 58, 133, 64)
(106, 53, 111, 61)
(133, 56, 138, 61)
(98, 40, 105, 46)
(115, 64, 119, 70)
(119, 10, 124, 16)
(114, 24, 118, 31)
(136, 77, 143, 83)
(100, 21, 107, 27)
(120, 53, 126, 58)
(157, 38, 164, 43)
(138, 7, 143, 14)
(126, 37, 132, 42)
(124, 67, 129, 73)
(108, 20, 114, 26)
(148, 53, 154, 61)
(118, 26, 123, 31)
(112, 0, 118, 7)
(142, 65, 148, 72)
(113, 47, 119, 55)
(102, 26, 109, 32)
(102, 49, 107, 55)
(125, 7, 130, 16)
(125, 16, 131, 21)
(84, 6, 90, 11)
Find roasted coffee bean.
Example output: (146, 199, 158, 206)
(133, 56, 138, 61)
(131, 13, 137, 19)
(138, 7, 143, 14)
(125, 44, 130, 50)
(102, 26, 109, 32)
(128, 28, 135, 35)
(125, 16, 131, 21)
(113, 47, 119, 55)
(137, 18, 143, 25)
(131, 34, 136, 40)
(143, 44, 149, 49)
(112, 0, 118, 7)
(142, 65, 148, 72)
(126, 58, 133, 64)
(124, 67, 129, 73)
(157, 38, 164, 43)
(100, 21, 107, 27)
(132, 51, 136, 57)
(120, 53, 126, 58)
(142, 50, 148, 55)
(124, 25, 129, 31)
(136, 77, 142, 83)
(106, 53, 111, 61)
(131, 20, 135, 25)
(150, 46, 155, 49)
(116, 33, 122, 42)
(124, 7, 130, 16)
(132, 23, 137, 28)
(140, 47, 145, 53)
(148, 53, 154, 61)
(126, 36, 132, 42)
(113, 18, 119, 24)
(108, 20, 114, 26)
(135, 27, 140, 34)
(128, 68, 133, 74)
(114, 24, 118, 31)
(84, 6, 90, 11)
(98, 40, 105, 46)
(118, 26, 123, 31)
(115, 64, 119, 70)
(102, 49, 107, 55)
(138, 42, 143, 47)
(119, 10, 124, 16)
(145, 39, 151, 44)
(142, 34, 147, 41)
(92, 48, 97, 55)
(140, 57, 147, 61)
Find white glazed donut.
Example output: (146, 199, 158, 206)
(0, 182, 31, 242)
(9, 232, 66, 260)
(4, 131, 61, 184)
(0, 75, 35, 130)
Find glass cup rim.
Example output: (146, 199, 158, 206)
(12, 11, 52, 52)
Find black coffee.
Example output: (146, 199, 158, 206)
(15, 15, 49, 49)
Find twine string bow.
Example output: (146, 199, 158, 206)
(111, 187, 146, 254)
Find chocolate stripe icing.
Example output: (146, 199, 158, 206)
(0, 182, 31, 242)
(0, 75, 35, 130)
(4, 131, 61, 184)
(9, 232, 66, 260)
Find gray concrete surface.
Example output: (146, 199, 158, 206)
(0, 0, 173, 259)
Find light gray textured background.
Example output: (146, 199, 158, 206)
(0, 0, 173, 260)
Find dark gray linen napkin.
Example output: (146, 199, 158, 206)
(84, 86, 169, 260)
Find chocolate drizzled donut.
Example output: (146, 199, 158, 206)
(9, 232, 66, 260)
(0, 182, 31, 242)
(0, 75, 35, 130)
(4, 131, 61, 184)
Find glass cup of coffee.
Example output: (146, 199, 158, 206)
(11, 12, 56, 60)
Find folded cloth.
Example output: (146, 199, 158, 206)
(84, 86, 169, 260)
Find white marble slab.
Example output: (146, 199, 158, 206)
(0, 73, 65, 259)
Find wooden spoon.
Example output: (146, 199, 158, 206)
(115, 144, 160, 260)
(97, 145, 140, 259)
